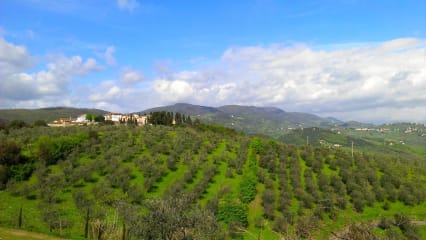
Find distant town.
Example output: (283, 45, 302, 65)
(48, 113, 149, 127)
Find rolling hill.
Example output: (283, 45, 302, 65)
(141, 104, 426, 159)
(140, 103, 358, 137)
(279, 126, 426, 159)
(0, 123, 425, 239)
(0, 107, 108, 123)
(1, 104, 423, 159)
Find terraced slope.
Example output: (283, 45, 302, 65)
(0, 124, 425, 239)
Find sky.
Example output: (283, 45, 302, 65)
(0, 0, 426, 123)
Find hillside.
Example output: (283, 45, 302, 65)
(141, 104, 426, 159)
(0, 123, 425, 239)
(0, 107, 107, 123)
(280, 126, 426, 159)
(142, 103, 219, 116)
(141, 103, 351, 137)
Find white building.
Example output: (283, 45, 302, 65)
(75, 114, 88, 123)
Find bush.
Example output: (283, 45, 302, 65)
(8, 162, 34, 181)
(9, 120, 27, 129)
(295, 217, 317, 239)
(0, 141, 32, 187)
(239, 174, 257, 204)
(262, 188, 275, 219)
(36, 135, 85, 165)
(166, 155, 177, 171)
(33, 120, 47, 127)
(378, 217, 393, 230)
(273, 216, 289, 234)
(251, 138, 264, 154)
(217, 202, 248, 227)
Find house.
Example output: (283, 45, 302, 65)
(137, 115, 148, 125)
(49, 112, 149, 127)
(48, 117, 75, 127)
(75, 114, 88, 123)
(104, 113, 149, 125)
(105, 113, 123, 123)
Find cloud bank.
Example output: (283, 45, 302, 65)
(0, 37, 102, 108)
(1, 36, 425, 123)
(151, 38, 426, 123)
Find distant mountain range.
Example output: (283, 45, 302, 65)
(0, 103, 372, 138)
(140, 103, 371, 137)
(0, 104, 374, 135)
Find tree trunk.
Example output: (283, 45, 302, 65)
(84, 208, 90, 239)
(97, 227, 102, 240)
(18, 205, 23, 228)
(122, 223, 126, 240)
(59, 217, 62, 236)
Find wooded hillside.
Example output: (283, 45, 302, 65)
(0, 123, 425, 239)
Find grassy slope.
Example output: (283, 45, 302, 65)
(281, 127, 426, 160)
(0, 125, 425, 239)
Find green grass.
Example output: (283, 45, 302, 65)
(315, 201, 426, 239)
(244, 183, 282, 240)
(199, 161, 240, 205)
(0, 188, 86, 239)
(147, 161, 188, 198)
(322, 163, 337, 176)
(418, 225, 426, 239)
(199, 141, 243, 204)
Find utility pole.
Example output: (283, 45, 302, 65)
(351, 141, 354, 159)
(307, 136, 309, 145)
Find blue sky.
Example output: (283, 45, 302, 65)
(1, 0, 426, 123)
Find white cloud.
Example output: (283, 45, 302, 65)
(117, 0, 138, 11)
(153, 78, 194, 103)
(0, 37, 32, 75)
(0, 38, 102, 107)
(89, 85, 122, 101)
(104, 46, 116, 65)
(87, 79, 158, 112)
(151, 38, 426, 123)
(3, 35, 426, 123)
(120, 68, 145, 84)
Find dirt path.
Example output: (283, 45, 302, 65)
(0, 227, 64, 240)
(412, 221, 426, 225)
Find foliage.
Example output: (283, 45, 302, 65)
(217, 202, 248, 227)
(147, 111, 193, 126)
(33, 120, 47, 127)
(239, 174, 257, 204)
(36, 134, 86, 165)
(85, 114, 93, 121)
(9, 120, 27, 129)
(0, 123, 425, 239)
(0, 141, 32, 188)
(132, 196, 218, 240)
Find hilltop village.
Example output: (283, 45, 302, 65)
(48, 113, 149, 127)
(47, 111, 195, 127)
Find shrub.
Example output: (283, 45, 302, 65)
(217, 202, 248, 227)
(239, 174, 257, 204)
(273, 216, 289, 234)
(262, 188, 275, 219)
